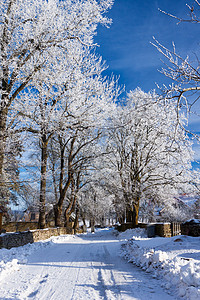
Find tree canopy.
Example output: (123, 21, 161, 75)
(0, 0, 199, 228)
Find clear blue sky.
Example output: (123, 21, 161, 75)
(95, 0, 199, 92)
(95, 0, 200, 167)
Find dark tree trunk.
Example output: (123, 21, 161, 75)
(82, 217, 86, 226)
(54, 137, 74, 227)
(125, 197, 140, 227)
(126, 206, 133, 223)
(55, 177, 72, 227)
(73, 204, 79, 234)
(54, 144, 65, 227)
(117, 213, 125, 224)
(64, 212, 70, 228)
(54, 204, 63, 227)
(101, 216, 105, 227)
(132, 197, 140, 227)
(90, 218, 95, 232)
(38, 134, 48, 229)
(0, 106, 9, 206)
(0, 109, 7, 176)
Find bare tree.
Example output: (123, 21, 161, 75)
(106, 88, 196, 226)
(152, 0, 200, 138)
(0, 0, 114, 211)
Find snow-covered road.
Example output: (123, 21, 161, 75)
(0, 228, 176, 300)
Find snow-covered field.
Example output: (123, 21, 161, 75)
(119, 228, 200, 300)
(0, 227, 199, 299)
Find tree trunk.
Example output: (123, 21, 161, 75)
(54, 204, 63, 227)
(90, 218, 95, 232)
(55, 179, 72, 226)
(0, 107, 8, 206)
(82, 217, 86, 226)
(101, 216, 105, 227)
(73, 204, 79, 234)
(132, 200, 140, 227)
(64, 212, 70, 227)
(126, 206, 133, 223)
(38, 134, 48, 229)
(54, 138, 73, 227)
(0, 109, 7, 176)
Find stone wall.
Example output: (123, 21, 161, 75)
(2, 222, 38, 232)
(2, 221, 80, 234)
(155, 223, 171, 237)
(117, 222, 173, 238)
(116, 222, 134, 232)
(117, 221, 200, 238)
(0, 227, 68, 249)
(181, 223, 200, 237)
(139, 223, 172, 237)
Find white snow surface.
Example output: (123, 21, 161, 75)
(120, 228, 200, 300)
(0, 228, 177, 300)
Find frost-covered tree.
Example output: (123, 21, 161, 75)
(16, 43, 101, 228)
(0, 129, 22, 207)
(47, 73, 118, 227)
(106, 88, 196, 226)
(78, 181, 114, 228)
(93, 148, 126, 224)
(0, 0, 114, 212)
(152, 0, 200, 137)
(16, 45, 118, 228)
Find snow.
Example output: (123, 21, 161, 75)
(119, 228, 200, 300)
(0, 239, 55, 282)
(0, 228, 199, 299)
(0, 228, 176, 300)
(177, 195, 198, 208)
(183, 219, 200, 224)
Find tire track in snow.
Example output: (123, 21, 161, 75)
(98, 245, 122, 299)
(33, 240, 85, 299)
(18, 274, 49, 299)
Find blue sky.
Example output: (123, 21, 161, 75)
(95, 0, 200, 167)
(95, 0, 199, 92)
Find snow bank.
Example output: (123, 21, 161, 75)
(117, 227, 148, 240)
(120, 229, 200, 300)
(0, 234, 72, 281)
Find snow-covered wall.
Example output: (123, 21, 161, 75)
(0, 228, 67, 249)
(117, 222, 175, 238)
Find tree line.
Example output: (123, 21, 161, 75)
(0, 0, 199, 229)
